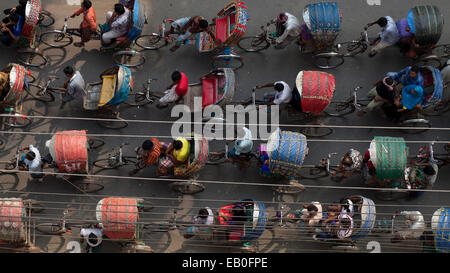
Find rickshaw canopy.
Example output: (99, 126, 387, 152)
(295, 70, 335, 115)
(267, 129, 308, 178)
(96, 197, 138, 240)
(432, 207, 450, 253)
(369, 136, 408, 180)
(0, 198, 26, 243)
(407, 5, 443, 46)
(349, 196, 376, 239)
(54, 130, 89, 173)
(420, 66, 443, 106)
(124, 0, 146, 42)
(303, 2, 341, 48)
(2, 63, 28, 105)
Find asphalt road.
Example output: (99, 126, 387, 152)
(0, 0, 449, 253)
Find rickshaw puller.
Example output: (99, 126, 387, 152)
(271, 12, 301, 49)
(367, 16, 399, 57)
(70, 0, 97, 48)
(59, 66, 86, 109)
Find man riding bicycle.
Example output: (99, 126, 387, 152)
(270, 12, 301, 49)
(70, 0, 97, 48)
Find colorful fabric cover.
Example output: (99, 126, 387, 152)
(420, 66, 443, 106)
(267, 129, 308, 178)
(21, 0, 41, 39)
(4, 64, 27, 105)
(0, 198, 26, 243)
(295, 71, 335, 115)
(349, 196, 376, 239)
(432, 207, 450, 253)
(54, 130, 88, 173)
(106, 65, 132, 106)
(124, 0, 146, 42)
(369, 136, 408, 180)
(407, 5, 443, 46)
(173, 134, 208, 177)
(303, 2, 341, 50)
(96, 197, 138, 240)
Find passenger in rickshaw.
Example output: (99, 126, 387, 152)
(271, 12, 301, 50)
(314, 214, 354, 240)
(102, 3, 130, 46)
(129, 139, 163, 176)
(219, 203, 248, 240)
(157, 137, 191, 176)
(388, 65, 424, 92)
(185, 207, 214, 238)
(366, 16, 399, 57)
(253, 81, 293, 106)
(3, 0, 27, 23)
(391, 211, 425, 243)
(19, 145, 43, 179)
(157, 70, 189, 108)
(397, 84, 424, 112)
(299, 201, 322, 232)
(0, 13, 22, 46)
(227, 127, 253, 169)
(80, 224, 104, 253)
(329, 149, 363, 182)
(357, 77, 396, 116)
(60, 66, 86, 109)
(70, 0, 97, 48)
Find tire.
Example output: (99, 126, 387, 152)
(39, 31, 73, 48)
(36, 223, 65, 235)
(96, 117, 128, 129)
(93, 157, 122, 170)
(4, 113, 32, 128)
(206, 152, 227, 165)
(273, 180, 305, 194)
(38, 10, 55, 28)
(0, 173, 19, 191)
(298, 166, 328, 180)
(113, 51, 145, 67)
(401, 119, 431, 134)
(375, 189, 409, 201)
(300, 126, 334, 137)
(324, 101, 356, 117)
(87, 138, 105, 150)
(26, 84, 56, 102)
(423, 102, 450, 116)
(415, 55, 442, 69)
(135, 34, 168, 50)
(75, 181, 104, 193)
(212, 54, 244, 70)
(15, 51, 48, 67)
(0, 160, 17, 171)
(169, 181, 205, 195)
(124, 92, 152, 106)
(313, 52, 345, 69)
(337, 41, 368, 57)
(237, 36, 270, 52)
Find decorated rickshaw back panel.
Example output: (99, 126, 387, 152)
(174, 135, 208, 177)
(97, 197, 138, 240)
(55, 130, 88, 173)
(420, 66, 443, 106)
(435, 207, 450, 252)
(125, 0, 146, 42)
(241, 200, 267, 241)
(4, 64, 26, 106)
(372, 136, 408, 180)
(350, 196, 376, 239)
(105, 66, 132, 107)
(21, 0, 41, 39)
(215, 68, 235, 106)
(268, 130, 307, 177)
(0, 198, 26, 243)
(297, 71, 335, 115)
(408, 6, 443, 46)
(304, 2, 341, 50)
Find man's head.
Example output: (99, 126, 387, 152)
(198, 208, 208, 219)
(409, 66, 420, 78)
(25, 151, 36, 161)
(63, 66, 75, 78)
(142, 140, 154, 151)
(423, 165, 436, 176)
(274, 83, 284, 92)
(19, 0, 27, 7)
(114, 3, 125, 15)
(9, 13, 19, 24)
(376, 17, 388, 27)
(82, 0, 92, 9)
(171, 71, 182, 83)
(307, 204, 318, 216)
(198, 19, 209, 30)
(277, 13, 287, 23)
(173, 140, 183, 150)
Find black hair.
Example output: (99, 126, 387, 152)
(63, 66, 75, 76)
(82, 0, 92, 9)
(410, 65, 420, 74)
(114, 3, 125, 15)
(198, 208, 208, 219)
(25, 151, 36, 161)
(307, 204, 318, 212)
(199, 19, 208, 29)
(423, 165, 436, 176)
(142, 140, 154, 151)
(274, 83, 284, 92)
(385, 77, 394, 85)
(171, 71, 182, 82)
(19, 0, 27, 7)
(9, 13, 19, 23)
(376, 17, 388, 27)
(173, 140, 183, 150)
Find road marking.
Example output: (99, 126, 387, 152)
(66, 0, 81, 5)
(367, 0, 381, 5)
(367, 241, 381, 253)
(66, 241, 81, 253)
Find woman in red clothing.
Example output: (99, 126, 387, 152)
(70, 0, 97, 47)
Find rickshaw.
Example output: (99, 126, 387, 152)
(430, 207, 450, 253)
(39, 0, 146, 67)
(390, 211, 425, 244)
(96, 197, 153, 253)
(0, 198, 43, 253)
(45, 130, 105, 193)
(136, 1, 248, 70)
(0, 63, 33, 128)
(84, 65, 133, 129)
(313, 195, 376, 251)
(14, 0, 49, 67)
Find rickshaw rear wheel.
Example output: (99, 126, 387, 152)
(206, 152, 227, 165)
(26, 83, 56, 102)
(423, 101, 450, 116)
(237, 36, 270, 52)
(113, 51, 146, 68)
(300, 126, 333, 137)
(15, 51, 48, 67)
(96, 117, 128, 129)
(313, 52, 345, 69)
(337, 41, 368, 57)
(401, 119, 431, 134)
(169, 181, 205, 195)
(135, 34, 168, 50)
(273, 180, 305, 194)
(87, 138, 105, 150)
(38, 10, 55, 28)
(75, 181, 104, 193)
(125, 92, 152, 106)
(39, 31, 73, 48)
(36, 223, 66, 235)
(415, 55, 442, 69)
(324, 101, 356, 117)
(212, 55, 244, 71)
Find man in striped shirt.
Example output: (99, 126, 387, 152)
(129, 139, 163, 176)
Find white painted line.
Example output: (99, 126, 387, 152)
(66, 0, 81, 5)
(367, 0, 381, 6)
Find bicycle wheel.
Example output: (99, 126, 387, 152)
(298, 166, 328, 180)
(423, 102, 450, 116)
(415, 55, 441, 69)
(25, 73, 36, 84)
(87, 137, 105, 150)
(135, 34, 168, 50)
(169, 181, 205, 195)
(338, 41, 367, 57)
(96, 116, 128, 129)
(401, 119, 431, 134)
(39, 31, 73, 48)
(93, 157, 122, 170)
(38, 10, 55, 27)
(0, 173, 19, 191)
(15, 51, 48, 67)
(375, 189, 409, 201)
(26, 84, 55, 102)
(113, 51, 145, 67)
(36, 223, 65, 235)
(300, 126, 334, 137)
(237, 36, 270, 52)
(75, 181, 104, 193)
(324, 101, 356, 117)
(313, 52, 345, 69)
(212, 54, 244, 70)
(206, 152, 227, 165)
(125, 92, 152, 106)
(273, 180, 305, 194)
(4, 113, 32, 128)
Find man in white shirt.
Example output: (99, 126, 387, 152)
(60, 66, 86, 109)
(80, 225, 104, 253)
(19, 145, 43, 179)
(367, 16, 399, 57)
(392, 211, 425, 242)
(102, 3, 130, 45)
(273, 12, 301, 49)
(254, 81, 292, 106)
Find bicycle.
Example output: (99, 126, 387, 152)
(1, 107, 32, 128)
(409, 139, 449, 169)
(124, 78, 162, 106)
(93, 142, 137, 170)
(25, 76, 66, 103)
(38, 9, 55, 28)
(35, 208, 87, 235)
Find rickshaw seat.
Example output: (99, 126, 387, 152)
(215, 16, 230, 42)
(99, 74, 116, 106)
(202, 77, 218, 107)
